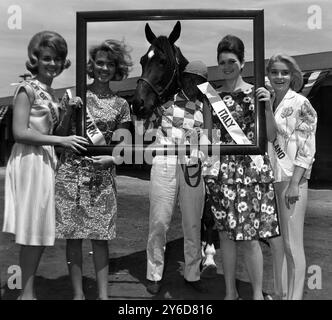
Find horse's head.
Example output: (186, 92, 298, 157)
(132, 21, 188, 119)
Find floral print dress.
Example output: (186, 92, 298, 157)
(203, 87, 280, 241)
(55, 90, 131, 240)
(268, 89, 317, 182)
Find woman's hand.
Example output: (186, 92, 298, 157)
(59, 135, 89, 153)
(285, 182, 300, 209)
(256, 87, 272, 109)
(91, 155, 123, 169)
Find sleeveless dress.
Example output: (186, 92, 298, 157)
(3, 79, 60, 246)
(55, 90, 131, 240)
(203, 87, 280, 241)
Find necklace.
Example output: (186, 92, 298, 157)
(87, 84, 113, 99)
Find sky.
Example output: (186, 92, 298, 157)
(0, 0, 331, 97)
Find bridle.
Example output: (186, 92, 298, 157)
(137, 50, 180, 104)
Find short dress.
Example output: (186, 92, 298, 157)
(3, 79, 60, 246)
(55, 90, 131, 240)
(203, 87, 280, 241)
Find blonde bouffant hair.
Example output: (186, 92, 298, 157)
(87, 39, 133, 81)
(266, 54, 303, 92)
(26, 31, 71, 75)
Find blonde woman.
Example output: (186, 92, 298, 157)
(256, 54, 317, 299)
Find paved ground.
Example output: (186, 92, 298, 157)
(0, 166, 331, 300)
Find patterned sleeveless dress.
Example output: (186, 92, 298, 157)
(203, 87, 280, 241)
(55, 90, 131, 240)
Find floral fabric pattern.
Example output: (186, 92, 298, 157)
(203, 88, 280, 240)
(268, 89, 317, 182)
(55, 91, 130, 240)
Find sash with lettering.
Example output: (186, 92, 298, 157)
(197, 82, 264, 171)
(28, 80, 59, 126)
(271, 137, 293, 176)
(62, 89, 106, 146)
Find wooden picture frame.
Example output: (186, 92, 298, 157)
(76, 9, 265, 157)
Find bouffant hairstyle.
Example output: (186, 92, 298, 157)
(26, 31, 71, 75)
(87, 39, 133, 81)
(217, 34, 245, 63)
(266, 54, 303, 92)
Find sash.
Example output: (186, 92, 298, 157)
(197, 82, 264, 171)
(272, 136, 293, 176)
(86, 104, 107, 146)
(60, 88, 107, 146)
(28, 80, 59, 126)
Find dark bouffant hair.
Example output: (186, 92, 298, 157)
(217, 34, 245, 63)
(87, 39, 133, 81)
(26, 31, 71, 75)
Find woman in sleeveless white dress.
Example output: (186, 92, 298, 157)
(2, 31, 88, 300)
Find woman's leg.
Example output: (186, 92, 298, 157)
(268, 236, 287, 299)
(241, 240, 264, 300)
(219, 231, 238, 299)
(66, 239, 85, 300)
(275, 181, 308, 300)
(19, 245, 45, 300)
(91, 240, 109, 300)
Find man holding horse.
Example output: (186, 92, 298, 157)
(145, 61, 209, 295)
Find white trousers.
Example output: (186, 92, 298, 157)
(146, 156, 204, 282)
(275, 180, 308, 300)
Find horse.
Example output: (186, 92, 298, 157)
(132, 21, 218, 277)
(132, 21, 187, 119)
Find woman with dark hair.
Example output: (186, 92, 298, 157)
(55, 39, 132, 300)
(257, 54, 317, 299)
(2, 31, 88, 300)
(200, 35, 280, 300)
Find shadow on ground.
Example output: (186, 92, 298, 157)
(1, 238, 254, 300)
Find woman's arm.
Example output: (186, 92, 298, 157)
(256, 87, 278, 142)
(293, 99, 317, 170)
(284, 165, 306, 209)
(13, 88, 88, 152)
(284, 98, 317, 209)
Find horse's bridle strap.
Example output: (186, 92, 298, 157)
(138, 66, 178, 101)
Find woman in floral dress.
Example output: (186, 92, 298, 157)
(55, 40, 132, 300)
(257, 54, 317, 300)
(202, 35, 280, 300)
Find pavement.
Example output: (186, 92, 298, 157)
(0, 166, 331, 300)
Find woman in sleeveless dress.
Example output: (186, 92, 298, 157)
(2, 31, 88, 300)
(202, 35, 280, 300)
(55, 40, 132, 300)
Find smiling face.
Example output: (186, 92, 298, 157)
(92, 50, 116, 83)
(37, 46, 63, 83)
(267, 61, 291, 93)
(217, 52, 244, 80)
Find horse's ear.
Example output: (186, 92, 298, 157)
(145, 23, 156, 44)
(168, 21, 181, 45)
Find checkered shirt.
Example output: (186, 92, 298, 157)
(156, 91, 204, 145)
